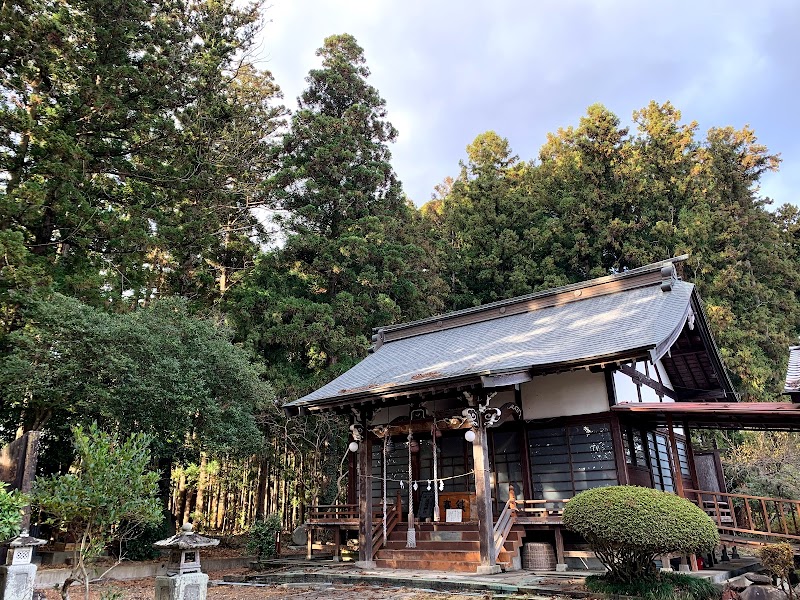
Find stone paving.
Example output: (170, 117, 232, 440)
(219, 557, 762, 597)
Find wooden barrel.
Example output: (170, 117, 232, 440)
(523, 541, 556, 570)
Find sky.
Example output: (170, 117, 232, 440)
(255, 0, 799, 208)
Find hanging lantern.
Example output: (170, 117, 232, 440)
(464, 429, 476, 442)
(409, 436, 419, 453)
(348, 441, 359, 452)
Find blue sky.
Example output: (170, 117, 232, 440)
(256, 0, 799, 208)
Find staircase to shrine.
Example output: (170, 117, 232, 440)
(374, 522, 525, 572)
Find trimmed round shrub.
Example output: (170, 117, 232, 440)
(562, 485, 719, 583)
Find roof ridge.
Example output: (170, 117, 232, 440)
(376, 255, 689, 337)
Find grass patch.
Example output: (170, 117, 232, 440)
(585, 572, 720, 600)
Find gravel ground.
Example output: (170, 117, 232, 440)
(38, 569, 489, 600)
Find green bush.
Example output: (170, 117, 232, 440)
(246, 514, 282, 559)
(121, 519, 175, 561)
(0, 483, 26, 541)
(562, 485, 719, 583)
(586, 572, 720, 600)
(759, 543, 795, 599)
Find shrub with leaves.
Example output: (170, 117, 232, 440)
(246, 514, 282, 559)
(562, 486, 719, 583)
(586, 571, 719, 600)
(759, 543, 796, 599)
(33, 424, 162, 600)
(0, 482, 26, 541)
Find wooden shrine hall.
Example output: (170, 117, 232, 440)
(284, 257, 800, 573)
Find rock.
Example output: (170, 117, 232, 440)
(747, 573, 773, 585)
(291, 525, 308, 546)
(739, 585, 788, 600)
(727, 575, 750, 591)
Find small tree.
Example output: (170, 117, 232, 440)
(759, 543, 796, 599)
(33, 424, 162, 600)
(0, 482, 26, 541)
(562, 486, 719, 584)
(246, 514, 282, 559)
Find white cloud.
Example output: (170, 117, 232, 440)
(255, 0, 800, 207)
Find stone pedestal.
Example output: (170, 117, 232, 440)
(476, 565, 501, 575)
(0, 563, 37, 600)
(154, 572, 209, 600)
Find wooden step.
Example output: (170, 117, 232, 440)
(375, 557, 481, 572)
(377, 546, 517, 564)
(384, 540, 480, 550)
(387, 529, 481, 542)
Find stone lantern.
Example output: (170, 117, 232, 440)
(0, 530, 47, 600)
(153, 523, 219, 600)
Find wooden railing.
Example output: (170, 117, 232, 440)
(371, 490, 402, 559)
(493, 486, 517, 560)
(307, 504, 359, 522)
(514, 498, 569, 522)
(686, 488, 800, 543)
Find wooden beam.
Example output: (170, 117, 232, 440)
(618, 364, 678, 400)
(471, 425, 499, 573)
(666, 416, 685, 498)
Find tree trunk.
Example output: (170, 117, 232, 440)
(194, 453, 208, 527)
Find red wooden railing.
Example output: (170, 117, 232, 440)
(371, 491, 402, 559)
(493, 486, 517, 560)
(686, 488, 800, 543)
(514, 498, 569, 522)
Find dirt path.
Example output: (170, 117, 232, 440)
(38, 570, 485, 600)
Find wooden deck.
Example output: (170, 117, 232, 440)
(306, 489, 800, 568)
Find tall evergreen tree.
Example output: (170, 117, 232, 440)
(423, 102, 800, 400)
(0, 0, 283, 314)
(234, 33, 442, 402)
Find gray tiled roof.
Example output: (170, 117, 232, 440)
(787, 346, 800, 393)
(287, 278, 695, 410)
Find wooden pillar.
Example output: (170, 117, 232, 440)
(332, 526, 341, 562)
(306, 526, 313, 560)
(357, 434, 375, 566)
(554, 527, 565, 567)
(666, 416, 685, 498)
(471, 425, 499, 574)
(610, 416, 629, 485)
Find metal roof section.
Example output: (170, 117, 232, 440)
(285, 257, 738, 414)
(786, 346, 800, 396)
(613, 402, 800, 431)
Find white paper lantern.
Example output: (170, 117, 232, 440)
(348, 441, 359, 452)
(464, 429, 476, 442)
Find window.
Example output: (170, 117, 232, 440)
(528, 422, 618, 502)
(622, 427, 647, 467)
(372, 436, 410, 504)
(647, 432, 674, 492)
(491, 430, 524, 508)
